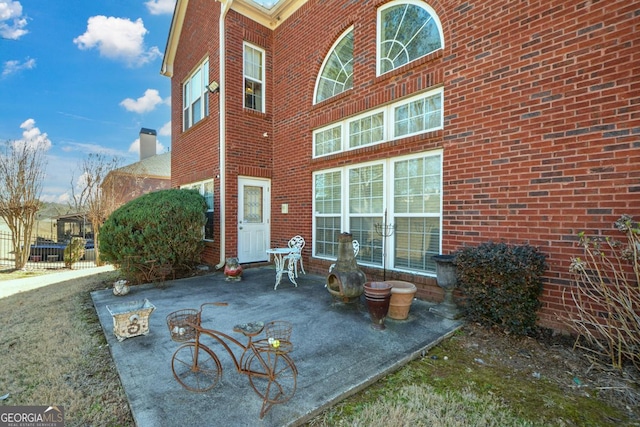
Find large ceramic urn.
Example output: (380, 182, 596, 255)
(326, 233, 366, 303)
(430, 254, 461, 319)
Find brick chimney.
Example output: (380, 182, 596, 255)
(139, 128, 157, 161)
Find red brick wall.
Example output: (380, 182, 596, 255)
(222, 12, 274, 254)
(271, 0, 639, 330)
(171, 0, 221, 261)
(171, 0, 639, 330)
(437, 0, 640, 328)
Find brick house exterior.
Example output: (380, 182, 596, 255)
(101, 129, 171, 210)
(162, 0, 639, 330)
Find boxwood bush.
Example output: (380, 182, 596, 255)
(455, 242, 547, 336)
(64, 237, 86, 269)
(99, 189, 206, 281)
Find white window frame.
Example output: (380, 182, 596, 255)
(183, 58, 209, 131)
(313, 124, 343, 157)
(312, 87, 443, 158)
(376, 0, 444, 76)
(347, 109, 386, 150)
(243, 42, 266, 112)
(313, 169, 343, 258)
(313, 27, 354, 104)
(313, 150, 443, 276)
(393, 89, 443, 139)
(181, 179, 214, 241)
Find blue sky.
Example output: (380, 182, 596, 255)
(0, 0, 176, 203)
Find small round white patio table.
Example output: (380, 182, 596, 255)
(266, 247, 299, 290)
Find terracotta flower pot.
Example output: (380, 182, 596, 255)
(385, 281, 417, 320)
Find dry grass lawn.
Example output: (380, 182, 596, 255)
(0, 270, 133, 426)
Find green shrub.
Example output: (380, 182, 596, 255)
(99, 189, 206, 281)
(64, 237, 86, 268)
(455, 242, 547, 336)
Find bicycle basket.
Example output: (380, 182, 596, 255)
(166, 309, 198, 342)
(265, 320, 292, 341)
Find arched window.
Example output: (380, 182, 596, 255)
(378, 1, 443, 75)
(314, 28, 354, 104)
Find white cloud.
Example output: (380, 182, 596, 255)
(158, 121, 171, 136)
(60, 141, 122, 156)
(128, 137, 165, 155)
(145, 0, 176, 15)
(40, 192, 70, 204)
(0, 0, 28, 40)
(18, 118, 51, 151)
(73, 16, 161, 67)
(120, 88, 165, 114)
(2, 56, 35, 77)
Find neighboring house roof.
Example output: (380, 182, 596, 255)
(161, 0, 307, 77)
(108, 152, 171, 179)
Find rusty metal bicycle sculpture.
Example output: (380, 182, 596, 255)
(166, 302, 297, 419)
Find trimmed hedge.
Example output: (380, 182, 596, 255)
(456, 242, 547, 336)
(99, 189, 206, 280)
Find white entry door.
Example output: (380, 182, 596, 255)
(237, 177, 270, 263)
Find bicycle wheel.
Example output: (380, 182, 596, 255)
(171, 342, 222, 392)
(247, 350, 297, 406)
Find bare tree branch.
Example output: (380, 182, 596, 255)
(69, 154, 122, 266)
(0, 140, 46, 269)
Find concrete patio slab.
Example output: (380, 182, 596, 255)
(91, 266, 462, 426)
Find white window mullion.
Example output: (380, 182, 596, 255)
(313, 87, 443, 158)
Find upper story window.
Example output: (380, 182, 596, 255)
(183, 58, 209, 131)
(314, 28, 354, 104)
(377, 1, 443, 75)
(244, 42, 265, 112)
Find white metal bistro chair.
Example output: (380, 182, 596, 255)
(328, 239, 359, 272)
(284, 235, 306, 278)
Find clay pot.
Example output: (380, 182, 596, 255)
(363, 282, 392, 330)
(385, 281, 417, 320)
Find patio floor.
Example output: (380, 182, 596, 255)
(91, 266, 463, 426)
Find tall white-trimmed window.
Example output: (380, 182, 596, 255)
(244, 43, 265, 112)
(378, 1, 443, 75)
(313, 151, 442, 275)
(392, 155, 441, 271)
(181, 180, 214, 241)
(313, 87, 443, 158)
(183, 59, 209, 130)
(349, 163, 385, 266)
(314, 28, 354, 104)
(314, 170, 342, 257)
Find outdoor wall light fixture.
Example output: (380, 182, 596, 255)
(207, 81, 220, 93)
